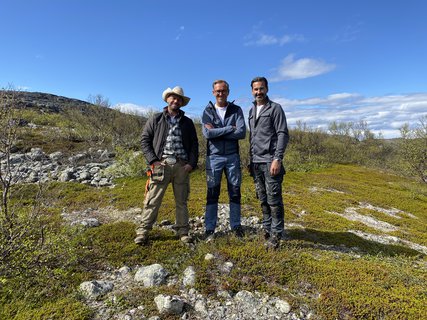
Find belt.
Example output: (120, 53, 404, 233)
(162, 157, 177, 165)
(161, 156, 187, 165)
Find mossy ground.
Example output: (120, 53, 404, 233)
(1, 165, 426, 319)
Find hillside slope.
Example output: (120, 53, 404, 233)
(1, 164, 426, 319)
(1, 90, 146, 154)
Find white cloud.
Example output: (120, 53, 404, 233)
(113, 103, 160, 116)
(175, 25, 185, 40)
(244, 32, 305, 47)
(274, 92, 427, 138)
(271, 54, 336, 81)
(17, 85, 31, 91)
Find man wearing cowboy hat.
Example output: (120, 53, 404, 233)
(135, 86, 199, 245)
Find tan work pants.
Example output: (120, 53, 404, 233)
(136, 162, 190, 237)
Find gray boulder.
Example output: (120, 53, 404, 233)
(154, 294, 185, 315)
(134, 264, 168, 287)
(79, 280, 114, 299)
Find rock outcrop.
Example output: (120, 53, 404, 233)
(1, 148, 115, 186)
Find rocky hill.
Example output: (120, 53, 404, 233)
(2, 90, 97, 113)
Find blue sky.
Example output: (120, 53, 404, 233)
(1, 0, 426, 138)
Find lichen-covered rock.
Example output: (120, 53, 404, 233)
(134, 264, 168, 287)
(154, 294, 185, 315)
(79, 280, 114, 299)
(183, 266, 196, 287)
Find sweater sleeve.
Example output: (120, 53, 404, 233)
(272, 104, 289, 160)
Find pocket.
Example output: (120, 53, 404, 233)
(206, 168, 216, 188)
(151, 165, 164, 182)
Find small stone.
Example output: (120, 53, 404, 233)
(275, 299, 291, 314)
(204, 253, 215, 261)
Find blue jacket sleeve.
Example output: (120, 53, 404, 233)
(223, 107, 246, 140)
(202, 109, 235, 139)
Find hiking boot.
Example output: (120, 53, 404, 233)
(264, 235, 279, 250)
(180, 234, 193, 244)
(232, 226, 244, 238)
(205, 230, 215, 243)
(134, 234, 148, 245)
(263, 230, 271, 240)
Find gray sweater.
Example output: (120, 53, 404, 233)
(248, 97, 289, 163)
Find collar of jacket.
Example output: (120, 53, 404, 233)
(162, 106, 184, 118)
(252, 96, 270, 107)
(207, 100, 236, 109)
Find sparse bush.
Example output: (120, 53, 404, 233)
(398, 117, 427, 183)
(110, 111, 145, 150)
(87, 93, 111, 108)
(104, 147, 147, 178)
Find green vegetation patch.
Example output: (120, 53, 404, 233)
(10, 298, 92, 320)
(3, 164, 426, 319)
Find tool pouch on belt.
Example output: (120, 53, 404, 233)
(144, 164, 165, 195)
(150, 165, 165, 182)
(144, 166, 152, 195)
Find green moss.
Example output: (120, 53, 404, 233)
(76, 221, 193, 272)
(12, 298, 92, 320)
(3, 164, 426, 319)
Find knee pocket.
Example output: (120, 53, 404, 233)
(228, 184, 241, 203)
(207, 185, 221, 204)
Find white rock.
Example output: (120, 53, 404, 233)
(80, 218, 100, 227)
(79, 280, 114, 299)
(183, 266, 196, 287)
(204, 253, 215, 261)
(118, 266, 131, 277)
(275, 299, 291, 314)
(194, 299, 208, 315)
(221, 261, 234, 274)
(154, 294, 184, 315)
(134, 264, 168, 287)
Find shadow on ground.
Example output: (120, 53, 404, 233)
(285, 228, 423, 257)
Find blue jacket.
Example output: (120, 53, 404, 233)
(248, 97, 289, 163)
(202, 101, 246, 156)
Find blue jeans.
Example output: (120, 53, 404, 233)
(205, 153, 242, 231)
(253, 162, 285, 236)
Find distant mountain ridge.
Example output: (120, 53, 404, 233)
(2, 90, 95, 113)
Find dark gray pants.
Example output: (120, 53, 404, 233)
(253, 162, 285, 237)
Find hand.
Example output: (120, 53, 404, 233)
(270, 159, 281, 176)
(153, 161, 164, 167)
(183, 164, 193, 173)
(205, 123, 214, 129)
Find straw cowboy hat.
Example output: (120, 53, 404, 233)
(162, 86, 191, 106)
